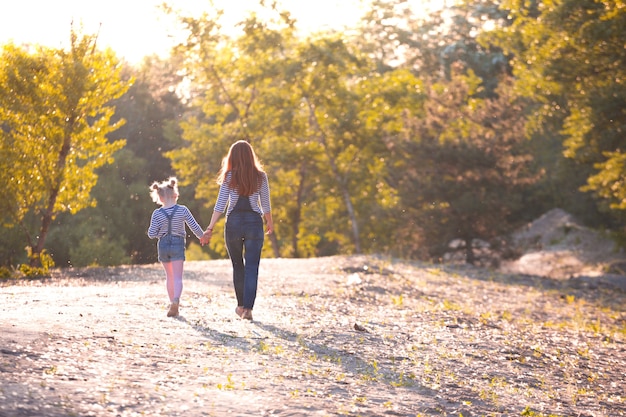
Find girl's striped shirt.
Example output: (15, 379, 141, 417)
(147, 204, 204, 239)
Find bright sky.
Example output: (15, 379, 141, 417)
(0, 0, 442, 64)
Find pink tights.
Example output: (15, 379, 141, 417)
(161, 260, 184, 303)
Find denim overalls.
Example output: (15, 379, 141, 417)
(157, 205, 186, 262)
(225, 195, 265, 309)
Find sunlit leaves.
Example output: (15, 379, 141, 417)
(168, 3, 420, 257)
(0, 30, 130, 261)
(483, 0, 626, 215)
(394, 72, 540, 261)
(584, 151, 626, 210)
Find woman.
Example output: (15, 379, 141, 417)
(202, 140, 273, 321)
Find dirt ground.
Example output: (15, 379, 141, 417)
(1, 255, 625, 417)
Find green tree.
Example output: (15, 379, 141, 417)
(46, 148, 147, 267)
(394, 72, 540, 263)
(356, 67, 426, 256)
(109, 57, 192, 264)
(357, 0, 460, 79)
(165, 7, 278, 257)
(111, 55, 186, 183)
(170, 9, 324, 257)
(485, 0, 626, 221)
(46, 56, 194, 267)
(0, 31, 130, 266)
(355, 0, 539, 261)
(166, 2, 424, 257)
(357, 0, 509, 87)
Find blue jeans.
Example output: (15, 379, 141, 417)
(157, 235, 186, 262)
(225, 211, 264, 309)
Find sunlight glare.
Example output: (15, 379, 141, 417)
(0, 0, 445, 63)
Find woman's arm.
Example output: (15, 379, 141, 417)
(259, 173, 271, 214)
(200, 210, 223, 245)
(260, 173, 273, 234)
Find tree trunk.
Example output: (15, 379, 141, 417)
(464, 237, 475, 265)
(290, 167, 307, 258)
(31, 125, 73, 266)
(304, 97, 361, 254)
(342, 188, 361, 254)
(268, 232, 280, 258)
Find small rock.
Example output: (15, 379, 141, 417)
(354, 323, 368, 332)
(346, 273, 362, 285)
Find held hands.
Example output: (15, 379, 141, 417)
(200, 228, 212, 246)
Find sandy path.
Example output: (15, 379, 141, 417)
(1, 256, 625, 416)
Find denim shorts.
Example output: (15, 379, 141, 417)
(157, 235, 186, 262)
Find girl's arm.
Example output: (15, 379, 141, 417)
(147, 210, 161, 239)
(184, 206, 205, 239)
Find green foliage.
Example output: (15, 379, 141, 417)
(0, 223, 30, 267)
(69, 236, 130, 268)
(520, 406, 562, 417)
(0, 266, 11, 279)
(393, 72, 541, 262)
(18, 248, 54, 277)
(186, 242, 211, 261)
(110, 56, 185, 182)
(2, 1, 623, 267)
(0, 29, 130, 265)
(585, 151, 626, 211)
(6, 53, 192, 268)
(46, 144, 195, 267)
(103, 57, 193, 265)
(167, 3, 428, 257)
(483, 0, 626, 221)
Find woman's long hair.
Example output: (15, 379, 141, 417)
(217, 140, 264, 196)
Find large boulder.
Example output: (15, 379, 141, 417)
(500, 208, 625, 279)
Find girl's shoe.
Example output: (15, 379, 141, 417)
(242, 309, 253, 321)
(167, 302, 179, 317)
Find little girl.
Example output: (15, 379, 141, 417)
(147, 177, 205, 317)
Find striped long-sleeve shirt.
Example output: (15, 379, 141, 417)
(147, 204, 204, 239)
(214, 171, 271, 216)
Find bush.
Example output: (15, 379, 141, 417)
(69, 236, 130, 267)
(0, 266, 12, 279)
(17, 247, 55, 278)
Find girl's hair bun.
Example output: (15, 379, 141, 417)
(150, 177, 178, 205)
